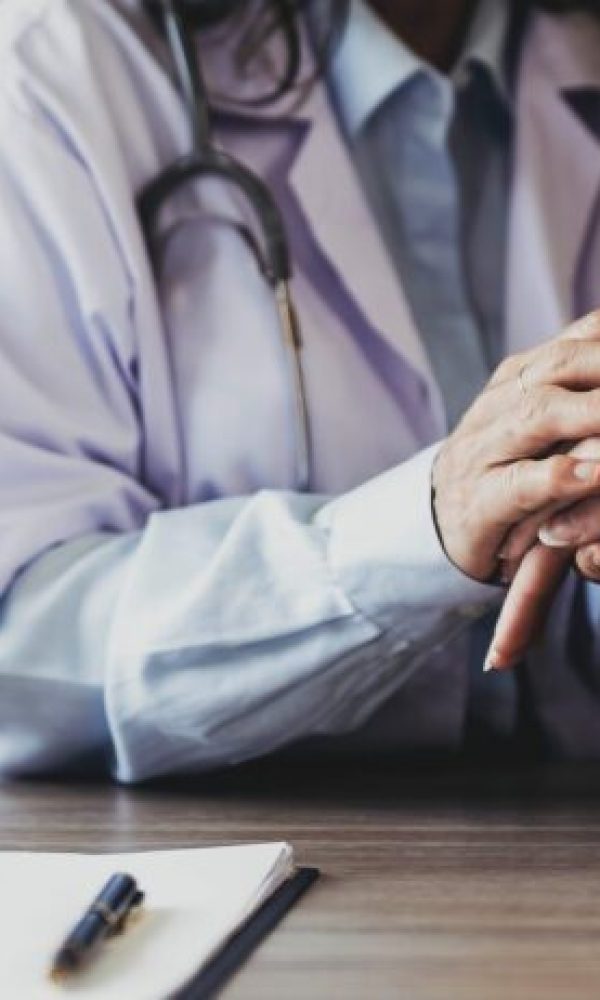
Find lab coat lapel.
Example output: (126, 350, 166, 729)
(286, 79, 441, 403)
(506, 12, 600, 354)
(202, 21, 443, 426)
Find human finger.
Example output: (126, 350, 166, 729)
(483, 433, 600, 661)
(575, 543, 600, 582)
(501, 341, 600, 399)
(500, 438, 600, 562)
(499, 506, 560, 566)
(486, 385, 600, 463)
(485, 454, 600, 528)
(538, 496, 600, 550)
(459, 312, 600, 434)
(486, 310, 600, 390)
(484, 545, 570, 672)
(558, 310, 600, 342)
(439, 454, 600, 580)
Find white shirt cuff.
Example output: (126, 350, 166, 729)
(317, 443, 502, 630)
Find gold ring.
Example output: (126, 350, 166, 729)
(517, 364, 529, 397)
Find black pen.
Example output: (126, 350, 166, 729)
(50, 873, 144, 982)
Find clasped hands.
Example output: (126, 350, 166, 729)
(433, 310, 600, 672)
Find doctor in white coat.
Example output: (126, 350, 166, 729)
(1, 0, 600, 781)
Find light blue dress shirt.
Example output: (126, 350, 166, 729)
(329, 0, 512, 428)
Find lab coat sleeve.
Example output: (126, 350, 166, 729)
(0, 446, 499, 781)
(0, 47, 499, 782)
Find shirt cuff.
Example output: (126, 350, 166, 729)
(316, 443, 502, 630)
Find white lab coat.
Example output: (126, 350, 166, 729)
(0, 0, 599, 779)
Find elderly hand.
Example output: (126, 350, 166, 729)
(433, 311, 600, 582)
(484, 435, 600, 671)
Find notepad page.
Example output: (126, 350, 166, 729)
(0, 842, 294, 1000)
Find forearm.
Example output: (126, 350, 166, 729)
(0, 446, 499, 782)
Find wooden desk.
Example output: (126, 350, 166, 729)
(2, 761, 600, 999)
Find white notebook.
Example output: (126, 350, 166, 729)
(0, 843, 294, 1000)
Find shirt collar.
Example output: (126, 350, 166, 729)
(329, 0, 511, 138)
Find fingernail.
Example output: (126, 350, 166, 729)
(538, 524, 572, 547)
(574, 462, 599, 481)
(484, 645, 520, 672)
(483, 648, 500, 672)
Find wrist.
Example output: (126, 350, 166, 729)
(430, 446, 500, 584)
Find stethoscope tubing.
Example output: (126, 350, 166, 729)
(141, 0, 313, 491)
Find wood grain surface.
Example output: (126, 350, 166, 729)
(2, 761, 600, 999)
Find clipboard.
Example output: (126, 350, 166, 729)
(1, 845, 315, 998)
(173, 867, 320, 999)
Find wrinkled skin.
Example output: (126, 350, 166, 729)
(432, 311, 600, 669)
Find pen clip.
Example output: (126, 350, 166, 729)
(92, 888, 144, 936)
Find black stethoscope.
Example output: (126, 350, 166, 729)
(139, 0, 311, 491)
